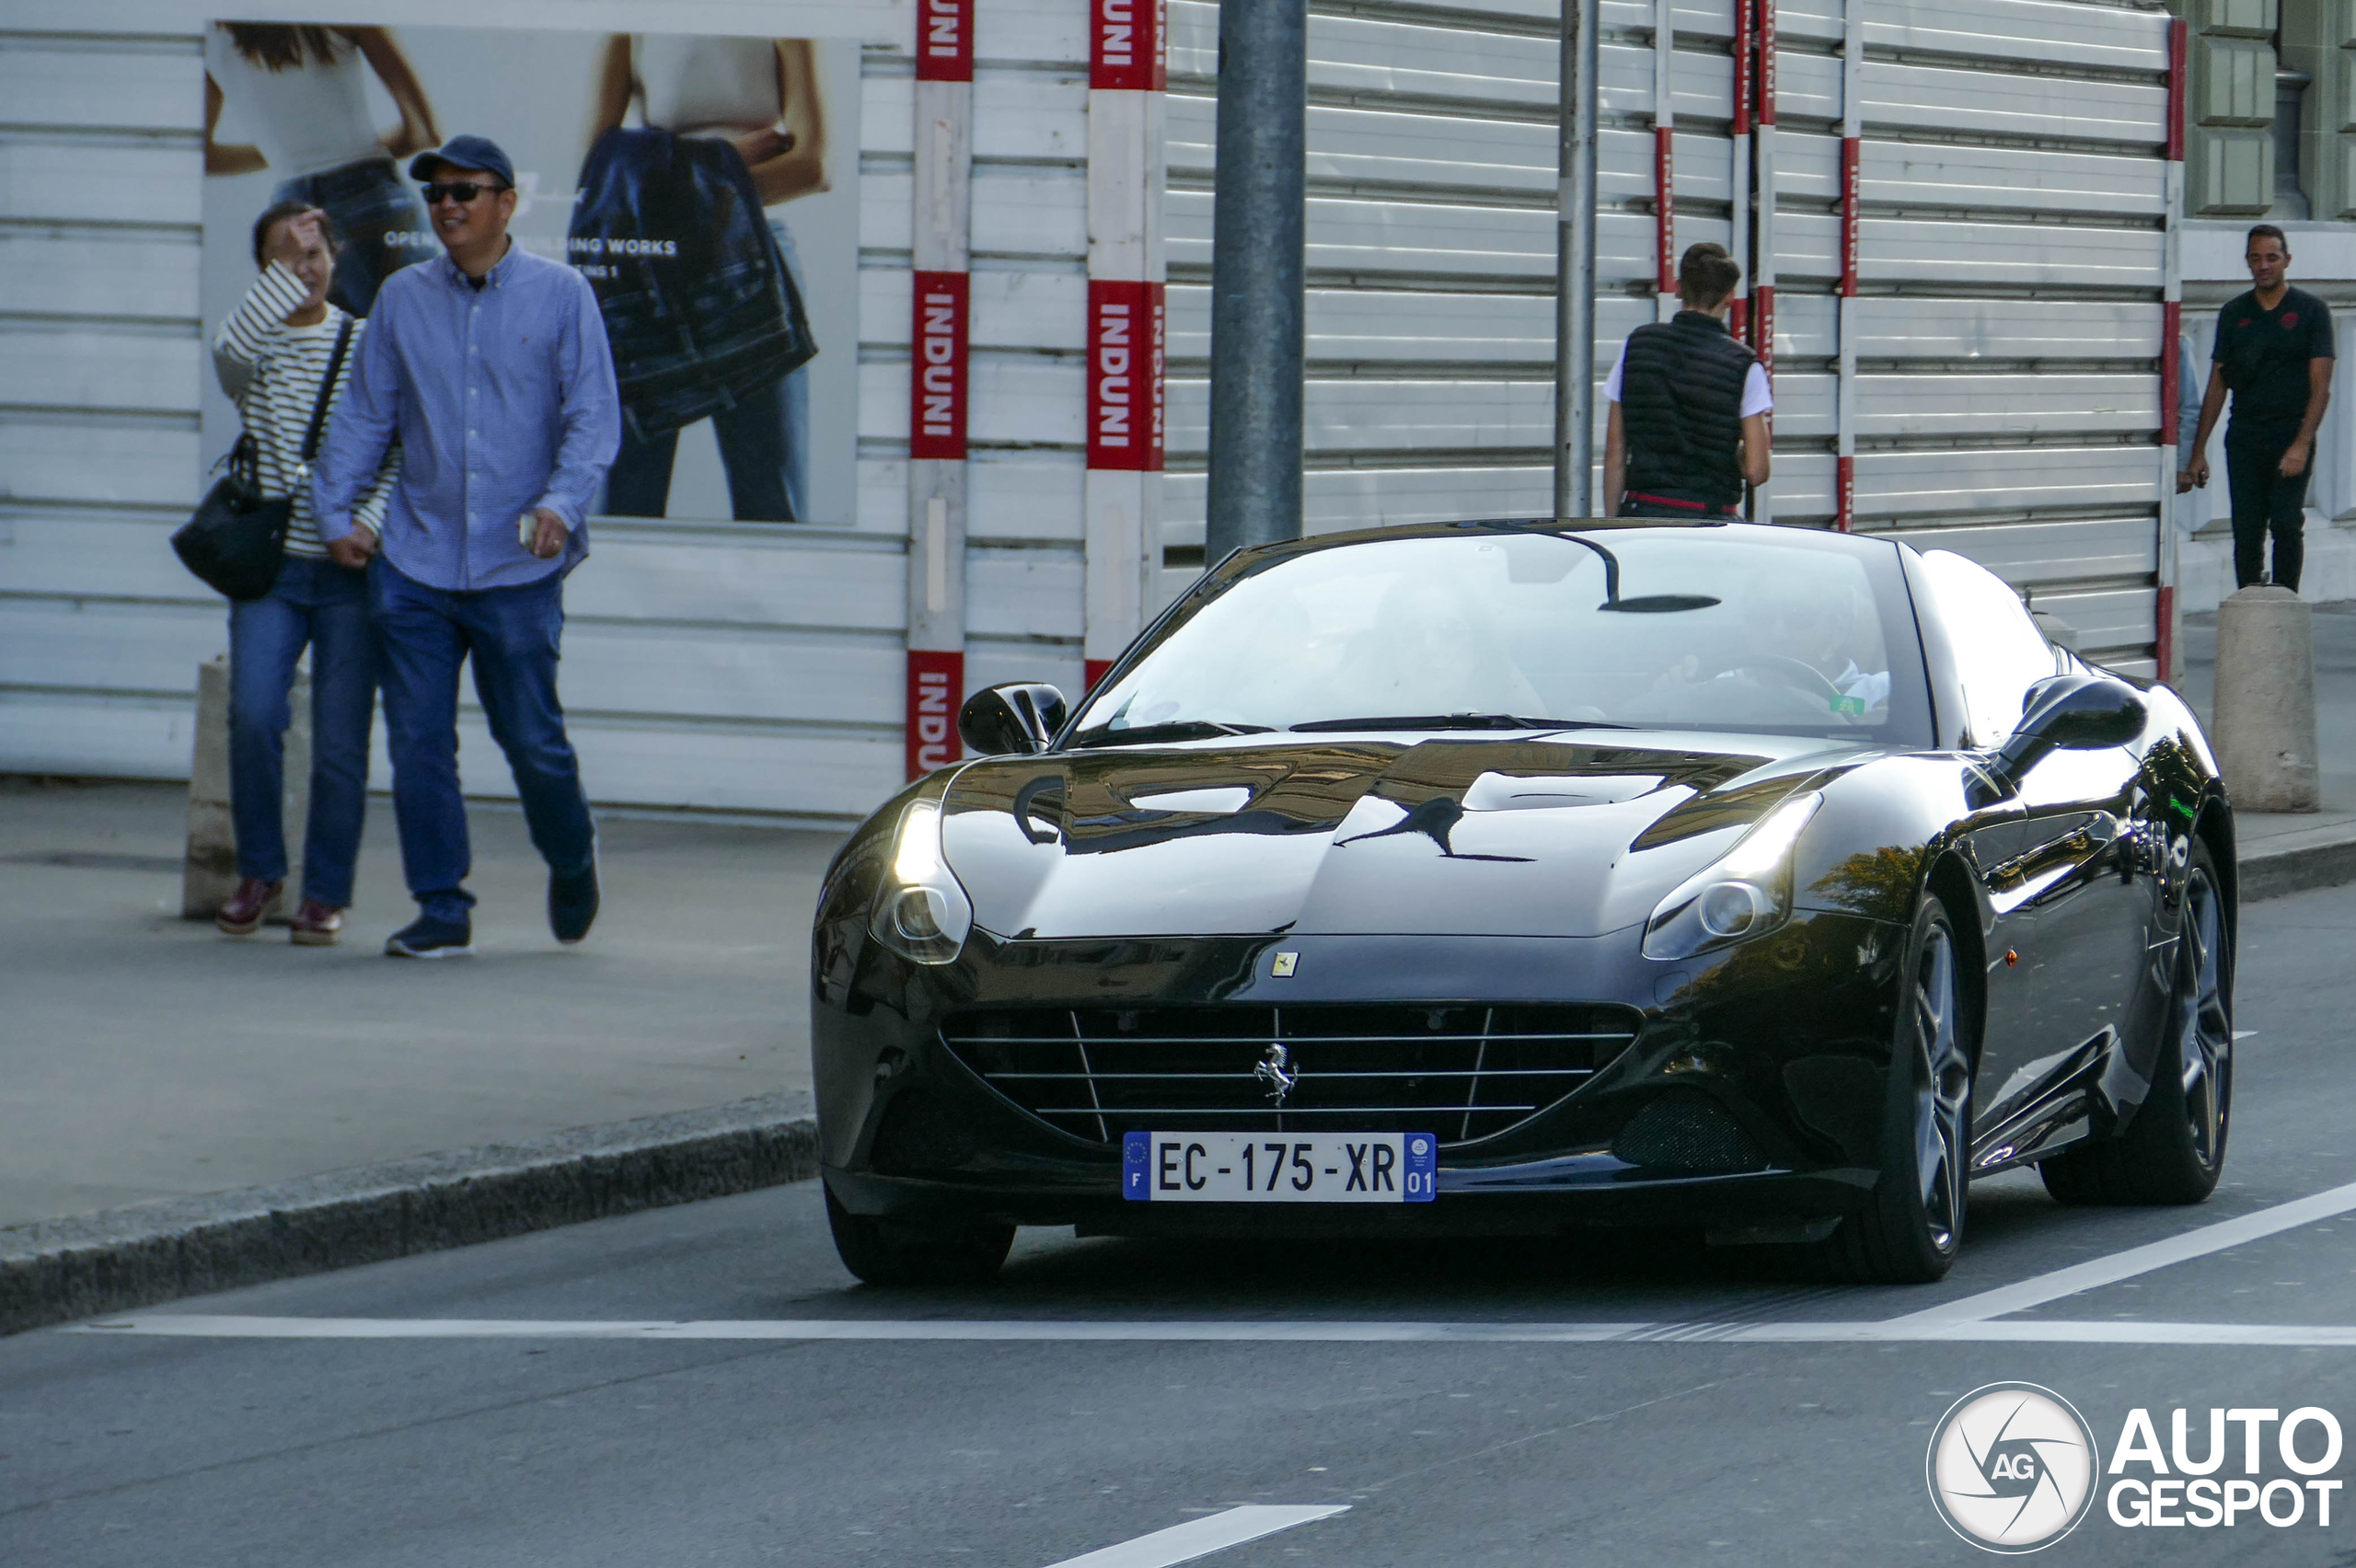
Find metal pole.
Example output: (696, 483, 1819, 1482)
(1553, 0, 1600, 518)
(1206, 0, 1307, 558)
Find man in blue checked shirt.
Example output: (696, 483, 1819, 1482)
(313, 133, 621, 959)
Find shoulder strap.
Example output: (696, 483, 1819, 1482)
(297, 314, 356, 465)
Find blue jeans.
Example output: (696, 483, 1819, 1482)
(273, 157, 431, 318)
(228, 555, 378, 905)
(369, 559, 597, 924)
(605, 221, 812, 523)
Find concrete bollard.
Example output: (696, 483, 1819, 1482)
(181, 655, 310, 919)
(2212, 585, 2320, 813)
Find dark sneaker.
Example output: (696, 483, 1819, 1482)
(215, 877, 283, 937)
(549, 849, 600, 946)
(289, 899, 344, 947)
(385, 913, 473, 959)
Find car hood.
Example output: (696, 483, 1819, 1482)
(937, 732, 1867, 940)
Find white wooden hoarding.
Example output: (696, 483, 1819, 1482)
(0, 0, 1100, 822)
(0, 0, 2186, 821)
(1163, 0, 2175, 672)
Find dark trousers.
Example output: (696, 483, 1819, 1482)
(2224, 427, 2309, 592)
(227, 555, 378, 905)
(368, 559, 596, 925)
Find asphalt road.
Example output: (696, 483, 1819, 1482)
(10, 885, 2356, 1566)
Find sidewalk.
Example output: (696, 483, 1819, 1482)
(0, 777, 836, 1230)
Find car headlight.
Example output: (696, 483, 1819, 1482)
(1642, 791, 1822, 961)
(869, 799, 974, 964)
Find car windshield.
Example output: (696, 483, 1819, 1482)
(1070, 526, 1934, 747)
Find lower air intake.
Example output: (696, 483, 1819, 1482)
(1610, 1090, 1770, 1174)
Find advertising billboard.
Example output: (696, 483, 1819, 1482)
(198, 22, 860, 526)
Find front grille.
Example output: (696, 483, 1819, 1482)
(940, 1003, 1643, 1147)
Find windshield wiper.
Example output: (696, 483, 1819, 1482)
(1074, 720, 1276, 748)
(1288, 714, 1636, 732)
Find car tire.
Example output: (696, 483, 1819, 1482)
(2038, 840, 2232, 1207)
(825, 1186, 1016, 1287)
(1816, 894, 1973, 1285)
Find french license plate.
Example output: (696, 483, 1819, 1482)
(1122, 1131, 1437, 1203)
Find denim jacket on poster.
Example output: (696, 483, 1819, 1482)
(569, 127, 817, 443)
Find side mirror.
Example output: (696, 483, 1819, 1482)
(958, 683, 1068, 756)
(1994, 674, 2145, 780)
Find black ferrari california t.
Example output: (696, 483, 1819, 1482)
(811, 519, 2235, 1286)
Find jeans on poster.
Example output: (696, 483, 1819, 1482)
(604, 220, 813, 523)
(368, 558, 597, 926)
(227, 555, 378, 906)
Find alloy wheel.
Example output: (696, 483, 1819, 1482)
(1911, 924, 1970, 1254)
(2177, 869, 2232, 1171)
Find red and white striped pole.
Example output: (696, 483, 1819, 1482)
(1652, 0, 1676, 321)
(1751, 0, 1776, 524)
(2158, 16, 2187, 684)
(1834, 0, 1861, 530)
(906, 0, 975, 778)
(1728, 0, 1750, 344)
(1084, 0, 1167, 693)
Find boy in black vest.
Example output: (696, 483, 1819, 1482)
(1603, 243, 1771, 519)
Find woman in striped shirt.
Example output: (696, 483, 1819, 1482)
(210, 200, 399, 944)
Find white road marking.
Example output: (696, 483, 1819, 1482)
(75, 1316, 1653, 1342)
(65, 1185, 2356, 1352)
(66, 1314, 2356, 1347)
(1881, 1178, 2356, 1328)
(1040, 1505, 1347, 1568)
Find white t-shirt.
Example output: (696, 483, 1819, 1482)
(1604, 340, 1773, 418)
(634, 35, 782, 134)
(204, 27, 386, 178)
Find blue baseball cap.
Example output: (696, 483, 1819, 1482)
(409, 134, 515, 189)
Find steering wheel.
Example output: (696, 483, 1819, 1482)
(1731, 654, 1850, 707)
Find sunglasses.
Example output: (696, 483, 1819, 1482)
(422, 181, 506, 206)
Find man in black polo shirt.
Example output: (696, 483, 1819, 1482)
(1603, 243, 1771, 519)
(2187, 224, 2335, 591)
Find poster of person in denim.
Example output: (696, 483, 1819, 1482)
(199, 23, 860, 530)
(202, 25, 441, 317)
(583, 37, 830, 524)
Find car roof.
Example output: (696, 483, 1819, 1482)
(1220, 517, 1909, 570)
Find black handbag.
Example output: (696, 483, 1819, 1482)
(173, 314, 354, 601)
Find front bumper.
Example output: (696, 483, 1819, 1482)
(812, 910, 1909, 1235)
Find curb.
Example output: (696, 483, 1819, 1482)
(0, 1091, 819, 1337)
(2242, 832, 2356, 904)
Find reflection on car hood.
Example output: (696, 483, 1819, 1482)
(939, 732, 1863, 940)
